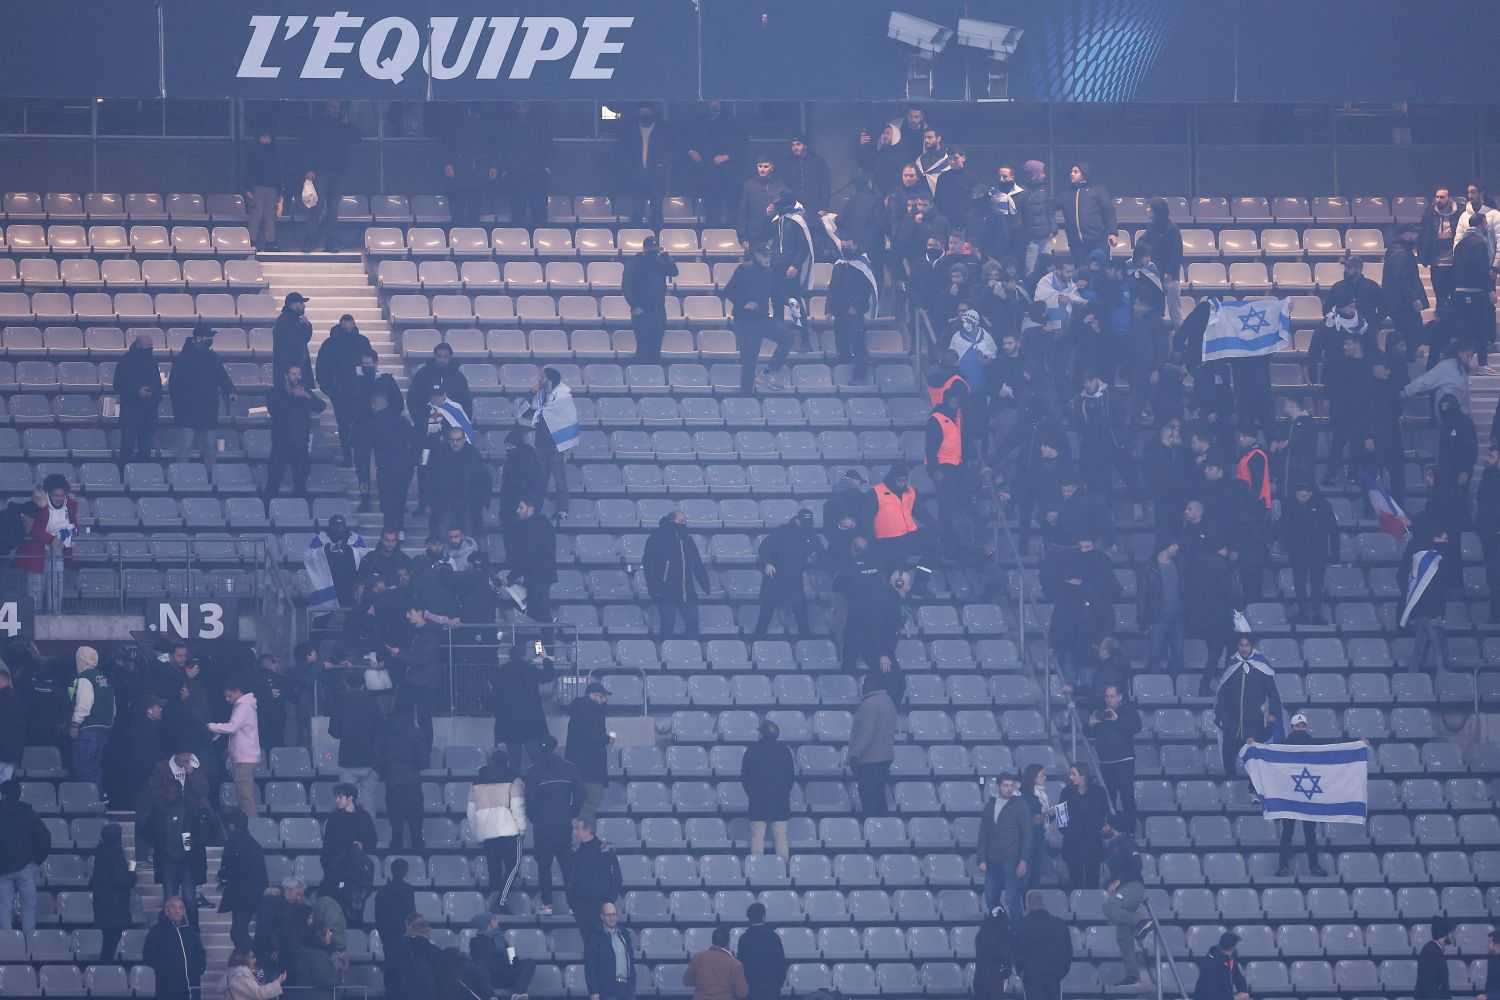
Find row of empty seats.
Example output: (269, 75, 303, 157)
(0, 258, 266, 291)
(0, 192, 244, 223)
(366, 226, 743, 260)
(0, 226, 255, 257)
(378, 259, 845, 293)
(0, 291, 276, 324)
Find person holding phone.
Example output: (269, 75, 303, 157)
(490, 639, 556, 773)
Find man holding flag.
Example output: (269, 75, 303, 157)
(1239, 728, 1370, 837)
(1400, 526, 1451, 674)
(1266, 713, 1329, 877)
(1214, 635, 1282, 790)
(1201, 296, 1292, 364)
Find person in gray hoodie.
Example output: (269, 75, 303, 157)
(1402, 342, 1473, 417)
(847, 673, 897, 817)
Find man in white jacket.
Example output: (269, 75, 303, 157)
(207, 677, 261, 818)
(1455, 183, 1500, 271)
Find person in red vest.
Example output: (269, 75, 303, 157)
(1234, 426, 1272, 512)
(926, 387, 973, 562)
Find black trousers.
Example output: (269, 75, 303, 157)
(264, 444, 310, 499)
(376, 463, 411, 532)
(388, 785, 424, 852)
(1099, 759, 1137, 831)
(736, 318, 793, 391)
(1431, 264, 1455, 312)
(119, 403, 158, 460)
(100, 924, 124, 962)
(1291, 561, 1327, 608)
(754, 587, 809, 635)
(534, 827, 574, 904)
(1065, 852, 1101, 891)
(510, 179, 547, 230)
(1484, 534, 1500, 617)
(634, 309, 667, 362)
(1452, 289, 1495, 364)
(856, 761, 891, 817)
(484, 835, 521, 901)
(307, 172, 345, 250)
(229, 908, 254, 951)
(1278, 818, 1318, 868)
(329, 393, 359, 455)
(834, 313, 869, 374)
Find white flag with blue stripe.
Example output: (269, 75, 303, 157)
(1201, 297, 1293, 362)
(303, 529, 369, 611)
(1400, 549, 1441, 627)
(1239, 740, 1369, 824)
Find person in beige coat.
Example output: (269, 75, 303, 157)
(847, 673, 897, 817)
(684, 925, 749, 1000)
(226, 950, 285, 1000)
(466, 750, 527, 910)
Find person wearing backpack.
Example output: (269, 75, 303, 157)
(0, 779, 50, 933)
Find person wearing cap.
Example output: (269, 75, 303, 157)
(753, 511, 824, 636)
(1016, 891, 1073, 1000)
(781, 134, 830, 219)
(1266, 712, 1329, 877)
(264, 363, 327, 503)
(742, 719, 795, 862)
(823, 470, 876, 566)
(623, 234, 678, 362)
(314, 313, 374, 465)
(272, 291, 316, 389)
(683, 100, 746, 228)
(1325, 252, 1385, 330)
(1192, 932, 1248, 1000)
(67, 646, 113, 792)
(643, 511, 711, 638)
(737, 156, 789, 246)
(168, 325, 237, 473)
(618, 102, 670, 228)
(723, 240, 796, 392)
(524, 736, 584, 916)
(1416, 919, 1457, 1000)
(566, 682, 611, 822)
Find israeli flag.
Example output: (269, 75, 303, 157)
(303, 529, 370, 611)
(1201, 297, 1293, 362)
(430, 398, 475, 444)
(1239, 741, 1369, 824)
(1399, 549, 1441, 627)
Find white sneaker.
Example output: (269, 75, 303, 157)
(1476, 364, 1500, 376)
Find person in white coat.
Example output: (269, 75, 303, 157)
(467, 750, 527, 911)
(226, 950, 285, 1000)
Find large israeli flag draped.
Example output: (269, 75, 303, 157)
(303, 529, 369, 611)
(1240, 740, 1369, 824)
(1201, 297, 1293, 362)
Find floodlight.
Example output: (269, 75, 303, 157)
(888, 12, 953, 57)
(957, 19, 1023, 58)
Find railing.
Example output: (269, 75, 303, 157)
(1064, 698, 1192, 1000)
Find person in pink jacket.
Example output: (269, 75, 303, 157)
(208, 677, 262, 818)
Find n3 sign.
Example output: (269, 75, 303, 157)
(0, 597, 34, 640)
(150, 600, 237, 641)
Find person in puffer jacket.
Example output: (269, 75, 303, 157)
(226, 949, 286, 1000)
(467, 750, 527, 911)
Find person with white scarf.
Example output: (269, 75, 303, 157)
(523, 368, 579, 522)
(771, 193, 816, 351)
(828, 241, 880, 384)
(914, 126, 953, 195)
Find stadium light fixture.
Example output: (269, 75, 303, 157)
(956, 18, 1024, 99)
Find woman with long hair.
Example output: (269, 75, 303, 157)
(466, 749, 527, 911)
(1059, 763, 1110, 890)
(226, 950, 286, 1000)
(1016, 763, 1050, 887)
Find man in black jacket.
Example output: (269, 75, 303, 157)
(321, 782, 377, 925)
(1270, 712, 1330, 877)
(302, 100, 357, 252)
(737, 902, 787, 1000)
(245, 130, 281, 249)
(1324, 253, 1385, 330)
(1415, 919, 1455, 1000)
(567, 683, 610, 822)
(379, 707, 427, 852)
(741, 719, 795, 862)
(499, 429, 544, 528)
(0, 778, 50, 934)
(1088, 685, 1142, 832)
(1016, 891, 1073, 1000)
(373, 858, 416, 965)
(272, 292, 315, 389)
(683, 100, 745, 227)
(1480, 445, 1500, 621)
(1384, 226, 1429, 360)
(781, 135, 831, 219)
(1018, 160, 1056, 282)
(490, 643, 554, 770)
(618, 103, 669, 227)
(829, 240, 879, 383)
(144, 897, 206, 1000)
(622, 235, 678, 362)
(264, 363, 326, 503)
(405, 343, 473, 428)
(1192, 932, 1248, 1000)
(737, 158, 790, 247)
(314, 314, 374, 464)
(1419, 186, 1462, 313)
(1277, 484, 1340, 625)
(357, 390, 416, 532)
(329, 672, 382, 808)
(753, 511, 824, 635)
(567, 815, 623, 937)
(1215, 636, 1282, 782)
(1144, 197, 1184, 327)
(503, 498, 556, 623)
(429, 423, 490, 541)
(976, 773, 1031, 918)
(525, 736, 583, 917)
(168, 326, 237, 473)
(114, 335, 162, 462)
(642, 511, 710, 637)
(724, 241, 797, 394)
(1060, 161, 1117, 268)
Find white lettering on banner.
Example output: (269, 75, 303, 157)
(0, 601, 20, 638)
(359, 16, 421, 84)
(233, 13, 635, 84)
(158, 602, 189, 638)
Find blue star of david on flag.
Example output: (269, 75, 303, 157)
(1290, 767, 1323, 801)
(1237, 305, 1270, 335)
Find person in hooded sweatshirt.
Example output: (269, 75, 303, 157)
(1060, 161, 1117, 267)
(144, 896, 206, 1000)
(754, 511, 825, 636)
(1277, 484, 1340, 625)
(314, 314, 374, 465)
(1214, 635, 1283, 787)
(1192, 931, 1248, 1000)
(643, 511, 711, 637)
(90, 822, 136, 961)
(114, 335, 163, 462)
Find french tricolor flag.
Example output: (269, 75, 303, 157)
(1365, 478, 1410, 540)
